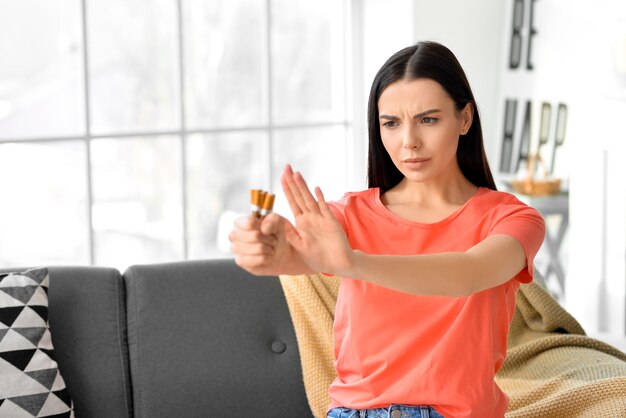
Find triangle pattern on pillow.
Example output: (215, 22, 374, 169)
(0, 399, 34, 417)
(0, 268, 74, 417)
(51, 370, 69, 393)
(23, 269, 47, 285)
(0, 286, 39, 305)
(27, 287, 49, 307)
(13, 327, 46, 347)
(0, 306, 23, 328)
(0, 290, 24, 308)
(29, 305, 48, 323)
(8, 392, 48, 415)
(26, 368, 58, 391)
(41, 390, 73, 415)
(0, 349, 37, 371)
(0, 275, 38, 288)
(0, 329, 35, 351)
(13, 307, 46, 329)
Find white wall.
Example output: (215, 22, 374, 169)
(563, 1, 626, 351)
(412, 0, 506, 164)
(348, 0, 416, 191)
(411, 0, 626, 351)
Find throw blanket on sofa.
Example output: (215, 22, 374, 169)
(279, 274, 626, 418)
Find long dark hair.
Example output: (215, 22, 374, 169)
(367, 41, 496, 191)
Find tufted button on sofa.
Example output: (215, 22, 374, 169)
(1, 259, 313, 418)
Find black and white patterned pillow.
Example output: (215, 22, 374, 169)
(0, 268, 74, 417)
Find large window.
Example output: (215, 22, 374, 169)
(0, 0, 351, 270)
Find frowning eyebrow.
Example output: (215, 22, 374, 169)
(379, 108, 441, 120)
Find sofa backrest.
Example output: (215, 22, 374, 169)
(124, 259, 312, 418)
(47, 266, 133, 418)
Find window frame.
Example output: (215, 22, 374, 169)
(0, 0, 362, 267)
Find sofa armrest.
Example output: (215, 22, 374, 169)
(48, 266, 132, 418)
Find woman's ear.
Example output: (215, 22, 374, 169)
(460, 103, 473, 135)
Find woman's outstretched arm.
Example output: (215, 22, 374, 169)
(281, 165, 528, 297)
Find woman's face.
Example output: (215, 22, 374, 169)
(377, 78, 472, 185)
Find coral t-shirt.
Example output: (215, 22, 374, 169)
(326, 187, 545, 418)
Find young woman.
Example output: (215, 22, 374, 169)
(229, 41, 545, 418)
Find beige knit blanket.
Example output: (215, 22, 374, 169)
(279, 274, 626, 418)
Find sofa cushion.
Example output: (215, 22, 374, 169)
(0, 267, 74, 417)
(45, 266, 132, 418)
(125, 259, 312, 418)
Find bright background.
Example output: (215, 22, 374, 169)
(1, 0, 625, 350)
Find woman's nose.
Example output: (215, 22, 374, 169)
(402, 126, 422, 149)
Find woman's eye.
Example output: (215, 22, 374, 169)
(383, 121, 398, 128)
(422, 117, 437, 124)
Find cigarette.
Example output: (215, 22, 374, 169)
(259, 190, 267, 209)
(250, 189, 261, 217)
(260, 192, 275, 217)
(250, 189, 274, 218)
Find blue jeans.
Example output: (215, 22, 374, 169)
(327, 404, 445, 418)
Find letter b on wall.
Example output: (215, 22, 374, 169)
(509, 0, 538, 70)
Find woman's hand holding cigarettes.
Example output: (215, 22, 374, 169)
(229, 185, 310, 276)
(230, 165, 353, 277)
(228, 212, 287, 276)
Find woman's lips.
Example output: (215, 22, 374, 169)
(402, 157, 431, 168)
(403, 157, 429, 163)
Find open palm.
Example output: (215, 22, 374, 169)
(281, 165, 354, 277)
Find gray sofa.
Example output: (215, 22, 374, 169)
(6, 259, 626, 417)
(13, 259, 313, 418)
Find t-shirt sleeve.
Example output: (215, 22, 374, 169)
(326, 193, 350, 235)
(489, 197, 546, 284)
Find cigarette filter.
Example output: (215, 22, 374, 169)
(260, 193, 275, 216)
(250, 189, 274, 218)
(250, 189, 261, 217)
